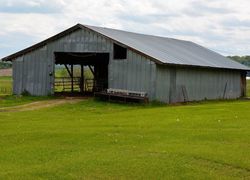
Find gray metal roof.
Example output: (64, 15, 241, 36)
(84, 24, 249, 70)
(2, 23, 249, 70)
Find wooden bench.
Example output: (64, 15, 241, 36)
(94, 88, 148, 103)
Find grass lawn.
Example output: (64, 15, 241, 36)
(0, 98, 250, 179)
(0, 77, 54, 107)
(0, 95, 55, 108)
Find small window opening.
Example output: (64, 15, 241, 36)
(113, 43, 127, 59)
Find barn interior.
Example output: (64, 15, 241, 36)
(54, 52, 109, 95)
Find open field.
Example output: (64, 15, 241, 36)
(0, 76, 250, 178)
(0, 97, 250, 179)
(0, 68, 12, 76)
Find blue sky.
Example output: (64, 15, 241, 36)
(0, 0, 250, 59)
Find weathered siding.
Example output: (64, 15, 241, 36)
(175, 67, 241, 102)
(155, 65, 242, 103)
(109, 49, 157, 100)
(12, 28, 113, 95)
(155, 65, 171, 103)
(12, 57, 23, 94)
(11, 26, 243, 103)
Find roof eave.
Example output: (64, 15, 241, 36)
(161, 62, 250, 71)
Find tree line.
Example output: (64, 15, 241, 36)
(0, 61, 12, 69)
(228, 56, 250, 67)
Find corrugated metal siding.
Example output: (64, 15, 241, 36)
(12, 28, 113, 95)
(175, 68, 241, 102)
(155, 65, 171, 103)
(12, 47, 49, 95)
(109, 49, 156, 100)
(155, 65, 242, 103)
(11, 25, 243, 103)
(12, 56, 23, 94)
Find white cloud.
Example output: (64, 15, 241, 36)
(1, 0, 250, 58)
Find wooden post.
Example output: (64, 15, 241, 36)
(241, 71, 247, 97)
(81, 64, 84, 93)
(71, 64, 73, 93)
(64, 64, 73, 78)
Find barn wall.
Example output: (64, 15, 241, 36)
(12, 28, 113, 95)
(12, 27, 157, 99)
(109, 49, 157, 100)
(12, 57, 23, 94)
(155, 65, 171, 103)
(11, 26, 243, 102)
(12, 48, 48, 95)
(155, 65, 242, 103)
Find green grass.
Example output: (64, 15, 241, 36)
(0, 99, 250, 179)
(0, 76, 12, 95)
(0, 95, 55, 107)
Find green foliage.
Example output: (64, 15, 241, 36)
(55, 66, 93, 79)
(55, 67, 68, 77)
(0, 98, 250, 179)
(228, 56, 250, 66)
(0, 61, 12, 69)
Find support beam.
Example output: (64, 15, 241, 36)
(64, 64, 73, 78)
(88, 65, 95, 77)
(80, 64, 84, 93)
(71, 64, 74, 93)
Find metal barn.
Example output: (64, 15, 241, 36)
(2, 24, 249, 103)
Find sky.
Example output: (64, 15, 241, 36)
(0, 0, 250, 59)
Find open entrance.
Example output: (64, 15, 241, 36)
(54, 52, 109, 95)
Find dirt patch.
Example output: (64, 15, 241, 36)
(0, 68, 12, 76)
(0, 97, 86, 112)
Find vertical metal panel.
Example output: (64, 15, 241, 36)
(12, 56, 24, 94)
(12, 60, 17, 94)
(169, 68, 177, 103)
(175, 67, 241, 101)
(109, 49, 156, 100)
(155, 65, 171, 103)
(17, 48, 48, 96)
(155, 65, 242, 103)
(149, 60, 157, 99)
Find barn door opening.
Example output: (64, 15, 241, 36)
(54, 52, 109, 95)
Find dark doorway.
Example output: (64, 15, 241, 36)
(54, 52, 109, 95)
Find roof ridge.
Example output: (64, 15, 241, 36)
(82, 24, 193, 44)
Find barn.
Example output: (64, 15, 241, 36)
(2, 24, 249, 103)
